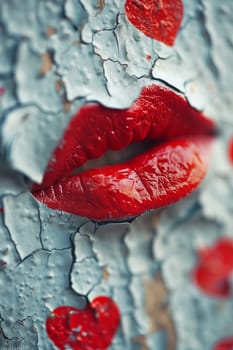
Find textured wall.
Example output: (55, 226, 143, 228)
(0, 1, 233, 349)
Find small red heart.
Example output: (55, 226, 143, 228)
(125, 0, 184, 46)
(46, 296, 120, 350)
(193, 238, 233, 298)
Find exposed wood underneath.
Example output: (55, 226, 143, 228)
(145, 273, 176, 350)
(39, 52, 53, 75)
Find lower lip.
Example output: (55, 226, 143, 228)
(34, 135, 213, 220)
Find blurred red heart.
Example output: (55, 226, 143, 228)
(193, 238, 233, 298)
(125, 0, 184, 46)
(46, 296, 120, 350)
(213, 337, 233, 350)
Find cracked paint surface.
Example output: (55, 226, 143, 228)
(0, 0, 233, 349)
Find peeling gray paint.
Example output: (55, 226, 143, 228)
(154, 206, 233, 350)
(147, 331, 168, 350)
(0, 77, 17, 114)
(80, 0, 120, 43)
(199, 129, 233, 228)
(124, 213, 156, 275)
(0, 166, 29, 197)
(1, 0, 38, 39)
(65, 0, 88, 28)
(39, 207, 87, 251)
(56, 42, 107, 102)
(69, 218, 160, 347)
(71, 257, 103, 294)
(0, 26, 17, 75)
(16, 42, 63, 113)
(0, 211, 86, 348)
(0, 0, 233, 349)
(93, 14, 160, 78)
(1, 103, 83, 182)
(3, 193, 42, 260)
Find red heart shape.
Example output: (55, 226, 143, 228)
(46, 296, 120, 350)
(125, 0, 184, 46)
(193, 239, 233, 298)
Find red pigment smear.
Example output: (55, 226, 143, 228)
(228, 137, 233, 165)
(124, 0, 184, 46)
(0, 208, 3, 214)
(0, 87, 5, 96)
(193, 238, 233, 298)
(46, 296, 120, 350)
(213, 337, 233, 350)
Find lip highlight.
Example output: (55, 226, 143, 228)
(32, 85, 215, 220)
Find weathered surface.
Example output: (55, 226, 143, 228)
(0, 0, 232, 349)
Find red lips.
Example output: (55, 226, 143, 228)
(46, 297, 120, 350)
(193, 238, 233, 298)
(32, 85, 215, 221)
(125, 0, 184, 46)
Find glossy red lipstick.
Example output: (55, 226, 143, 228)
(32, 85, 215, 220)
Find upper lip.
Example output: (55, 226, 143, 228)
(32, 84, 216, 221)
